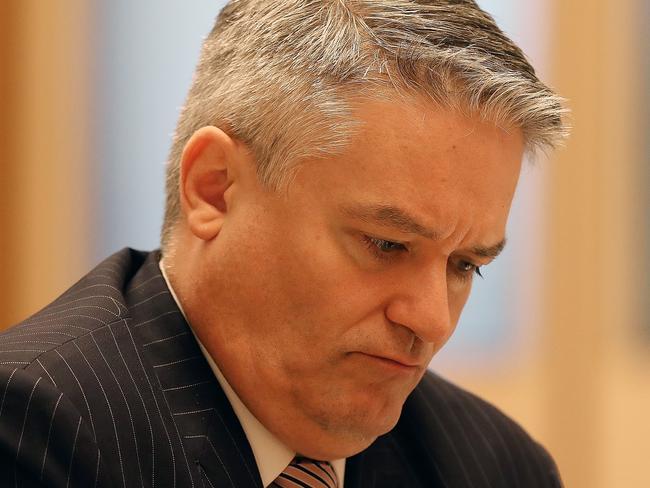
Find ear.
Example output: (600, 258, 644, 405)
(179, 126, 239, 241)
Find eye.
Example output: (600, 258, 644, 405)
(453, 259, 483, 281)
(362, 235, 407, 261)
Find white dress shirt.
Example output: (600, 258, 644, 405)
(159, 260, 346, 487)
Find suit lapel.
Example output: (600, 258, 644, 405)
(195, 385, 263, 488)
(126, 251, 262, 488)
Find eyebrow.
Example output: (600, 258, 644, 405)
(341, 203, 441, 239)
(340, 203, 507, 259)
(471, 239, 507, 259)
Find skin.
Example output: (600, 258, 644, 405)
(166, 98, 524, 460)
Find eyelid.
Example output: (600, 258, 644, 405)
(448, 257, 485, 282)
(361, 234, 408, 261)
(369, 235, 407, 247)
(452, 251, 494, 267)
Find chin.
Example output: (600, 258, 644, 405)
(303, 399, 403, 459)
(356, 388, 406, 429)
(286, 380, 409, 459)
(313, 415, 400, 460)
(298, 430, 379, 461)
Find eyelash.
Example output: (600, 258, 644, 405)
(361, 235, 484, 279)
(456, 260, 484, 281)
(362, 236, 407, 261)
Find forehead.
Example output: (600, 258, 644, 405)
(333, 99, 520, 196)
(287, 98, 524, 245)
(349, 97, 519, 163)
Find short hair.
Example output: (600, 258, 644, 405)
(161, 0, 568, 248)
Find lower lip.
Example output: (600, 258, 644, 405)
(352, 353, 420, 374)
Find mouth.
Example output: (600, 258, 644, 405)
(351, 352, 422, 374)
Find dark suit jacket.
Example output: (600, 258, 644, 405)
(0, 249, 562, 487)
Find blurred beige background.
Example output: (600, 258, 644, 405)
(1, 1, 648, 487)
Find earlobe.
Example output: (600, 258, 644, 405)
(179, 126, 236, 241)
(186, 207, 225, 241)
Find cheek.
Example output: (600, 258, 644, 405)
(219, 227, 347, 345)
(269, 231, 365, 317)
(221, 208, 379, 355)
(448, 282, 472, 327)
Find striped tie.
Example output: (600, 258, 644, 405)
(271, 456, 338, 488)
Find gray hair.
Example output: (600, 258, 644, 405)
(161, 0, 568, 248)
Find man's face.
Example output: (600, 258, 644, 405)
(184, 99, 524, 459)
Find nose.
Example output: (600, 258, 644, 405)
(384, 265, 453, 345)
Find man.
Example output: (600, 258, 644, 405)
(0, 1, 567, 487)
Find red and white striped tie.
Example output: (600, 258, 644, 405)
(271, 456, 338, 488)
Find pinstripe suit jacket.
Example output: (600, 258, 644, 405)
(0, 248, 562, 487)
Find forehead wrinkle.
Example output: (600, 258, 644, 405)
(340, 203, 442, 240)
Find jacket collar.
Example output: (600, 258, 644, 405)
(125, 250, 262, 488)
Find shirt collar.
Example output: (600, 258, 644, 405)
(159, 258, 345, 487)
